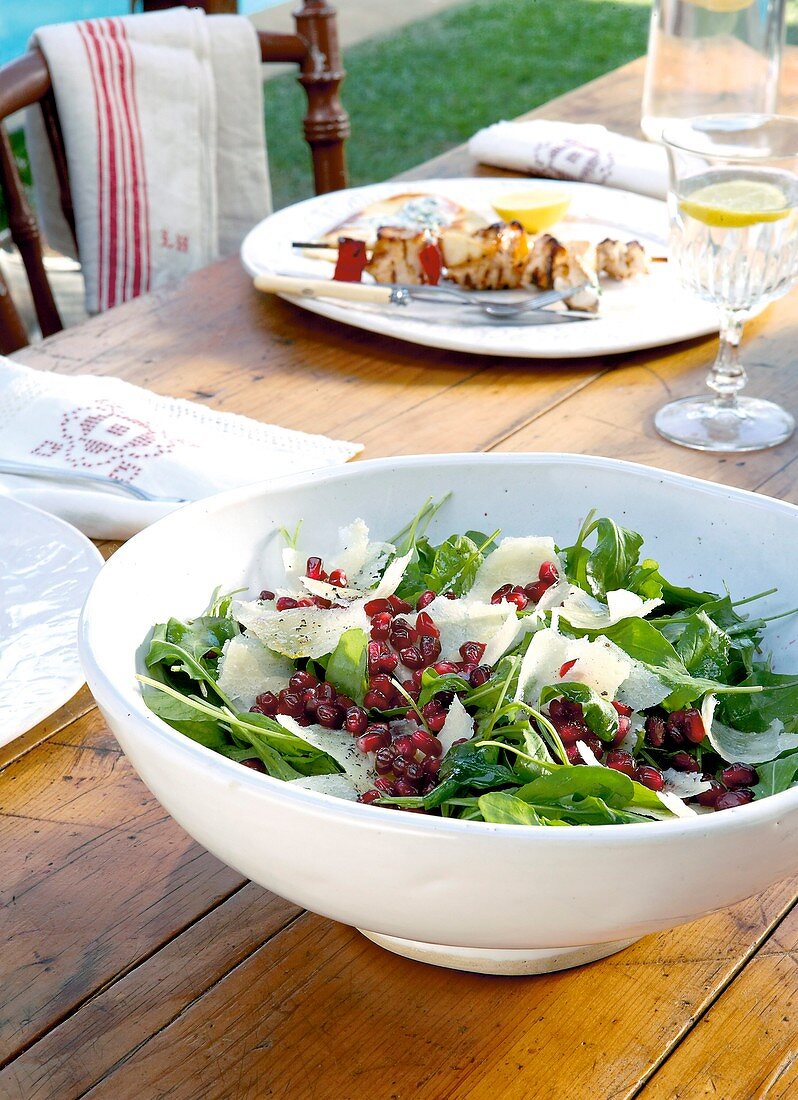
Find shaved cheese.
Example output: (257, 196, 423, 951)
(467, 536, 561, 603)
(236, 598, 369, 659)
(288, 773, 359, 801)
(283, 519, 399, 601)
(656, 791, 698, 818)
(516, 628, 631, 703)
(370, 550, 413, 599)
(575, 739, 603, 767)
(216, 634, 294, 711)
(438, 696, 475, 756)
(416, 596, 519, 664)
(662, 769, 712, 798)
(701, 693, 717, 737)
(556, 586, 663, 630)
(276, 714, 375, 793)
(707, 715, 798, 765)
(614, 663, 670, 712)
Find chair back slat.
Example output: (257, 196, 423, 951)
(0, 122, 63, 340)
(0, 0, 349, 352)
(40, 90, 77, 247)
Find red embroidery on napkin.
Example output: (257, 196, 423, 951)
(31, 401, 176, 482)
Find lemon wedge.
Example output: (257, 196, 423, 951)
(680, 178, 792, 228)
(492, 188, 572, 233)
(685, 0, 753, 11)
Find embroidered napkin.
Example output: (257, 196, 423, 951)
(468, 120, 669, 200)
(0, 359, 361, 540)
(25, 7, 271, 314)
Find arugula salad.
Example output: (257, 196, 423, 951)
(140, 500, 798, 826)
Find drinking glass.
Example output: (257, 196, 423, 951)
(656, 115, 798, 452)
(641, 0, 786, 143)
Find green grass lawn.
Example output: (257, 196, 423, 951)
(265, 0, 655, 209)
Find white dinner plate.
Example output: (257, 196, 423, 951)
(241, 178, 719, 359)
(0, 496, 103, 746)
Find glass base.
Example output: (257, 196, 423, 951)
(655, 395, 795, 453)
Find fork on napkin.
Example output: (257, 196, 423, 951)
(468, 120, 669, 200)
(0, 358, 361, 539)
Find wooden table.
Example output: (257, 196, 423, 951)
(2, 57, 797, 1099)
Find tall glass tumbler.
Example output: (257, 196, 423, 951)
(656, 115, 798, 452)
(642, 0, 786, 143)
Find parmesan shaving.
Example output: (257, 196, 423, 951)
(235, 598, 369, 659)
(276, 714, 375, 793)
(467, 536, 561, 603)
(662, 769, 713, 799)
(416, 596, 519, 664)
(288, 773, 359, 801)
(216, 634, 294, 711)
(438, 696, 475, 756)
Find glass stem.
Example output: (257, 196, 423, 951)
(707, 311, 747, 408)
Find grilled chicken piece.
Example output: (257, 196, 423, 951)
(597, 238, 648, 280)
(551, 240, 600, 312)
(523, 234, 566, 290)
(441, 222, 529, 289)
(366, 227, 434, 285)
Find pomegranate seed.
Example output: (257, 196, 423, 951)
(606, 750, 637, 777)
(313, 596, 333, 609)
(423, 756, 441, 777)
(306, 556, 324, 580)
(394, 777, 419, 796)
(672, 751, 700, 773)
(682, 709, 705, 744)
(415, 612, 440, 638)
(389, 594, 413, 613)
(277, 690, 304, 718)
(609, 714, 632, 748)
(258, 589, 275, 601)
(459, 640, 486, 664)
(344, 706, 369, 735)
(400, 645, 424, 670)
(490, 584, 513, 604)
(359, 789, 381, 804)
(416, 590, 437, 610)
(365, 598, 392, 617)
(410, 669, 425, 688)
(275, 596, 299, 612)
(635, 765, 665, 791)
(363, 689, 389, 710)
(315, 682, 335, 704)
(328, 569, 348, 587)
(357, 727, 391, 753)
(538, 560, 559, 585)
(565, 745, 583, 765)
(645, 715, 666, 748)
(316, 702, 343, 729)
(506, 591, 528, 610)
(559, 659, 577, 678)
(715, 788, 754, 811)
(419, 635, 442, 664)
(374, 777, 394, 793)
(253, 691, 278, 716)
(721, 762, 758, 789)
(433, 661, 459, 675)
(411, 729, 442, 757)
(697, 779, 726, 808)
(303, 689, 319, 718)
(470, 665, 491, 687)
(427, 713, 447, 733)
(370, 612, 392, 640)
(392, 754, 411, 776)
(393, 734, 415, 757)
(557, 722, 588, 746)
(612, 700, 632, 717)
(289, 670, 317, 692)
(240, 757, 267, 773)
(526, 580, 549, 604)
(405, 761, 425, 783)
(370, 673, 395, 695)
(374, 746, 397, 774)
(336, 695, 355, 711)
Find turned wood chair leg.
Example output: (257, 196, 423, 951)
(0, 264, 29, 354)
(294, 0, 350, 194)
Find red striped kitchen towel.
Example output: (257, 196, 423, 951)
(25, 8, 271, 314)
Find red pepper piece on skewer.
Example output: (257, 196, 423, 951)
(333, 237, 368, 282)
(419, 241, 443, 286)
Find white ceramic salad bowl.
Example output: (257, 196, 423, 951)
(79, 454, 798, 975)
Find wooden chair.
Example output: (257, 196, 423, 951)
(0, 0, 349, 354)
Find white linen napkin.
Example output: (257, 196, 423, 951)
(0, 358, 361, 540)
(468, 120, 669, 200)
(25, 7, 271, 314)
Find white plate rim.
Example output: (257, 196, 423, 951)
(0, 496, 104, 746)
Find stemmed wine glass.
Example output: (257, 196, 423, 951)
(657, 114, 798, 452)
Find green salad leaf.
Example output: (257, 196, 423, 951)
(325, 627, 369, 704)
(539, 682, 619, 743)
(751, 752, 798, 799)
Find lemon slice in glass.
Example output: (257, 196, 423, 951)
(680, 178, 792, 228)
(492, 188, 572, 233)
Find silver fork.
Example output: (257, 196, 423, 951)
(391, 281, 596, 318)
(0, 459, 189, 503)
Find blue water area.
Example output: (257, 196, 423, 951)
(0, 1, 281, 66)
